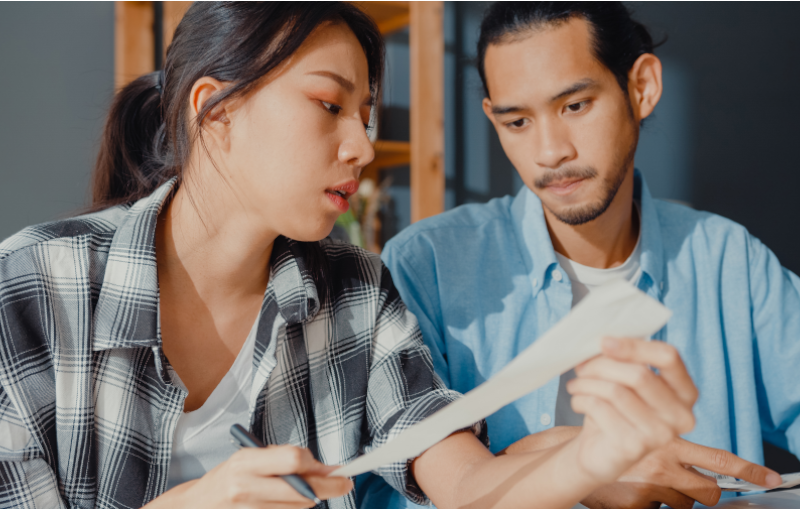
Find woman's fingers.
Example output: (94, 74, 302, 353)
(304, 475, 355, 500)
(228, 474, 353, 505)
(600, 337, 699, 407)
(217, 446, 351, 505)
(233, 445, 333, 477)
(574, 356, 695, 434)
(568, 378, 676, 449)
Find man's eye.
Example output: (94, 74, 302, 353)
(507, 118, 527, 128)
(566, 100, 589, 113)
(322, 101, 342, 115)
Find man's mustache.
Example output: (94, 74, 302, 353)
(534, 166, 598, 189)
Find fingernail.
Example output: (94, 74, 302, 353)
(766, 472, 782, 487)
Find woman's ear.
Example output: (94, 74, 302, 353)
(189, 77, 231, 147)
(627, 53, 663, 122)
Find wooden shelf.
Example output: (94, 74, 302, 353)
(351, 1, 409, 35)
(361, 140, 409, 183)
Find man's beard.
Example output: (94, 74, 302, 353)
(535, 137, 637, 226)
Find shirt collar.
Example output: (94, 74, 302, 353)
(92, 179, 320, 352)
(510, 169, 664, 296)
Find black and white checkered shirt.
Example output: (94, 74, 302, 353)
(0, 179, 486, 509)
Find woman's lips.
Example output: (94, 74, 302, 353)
(546, 178, 584, 196)
(326, 190, 350, 212)
(325, 179, 359, 213)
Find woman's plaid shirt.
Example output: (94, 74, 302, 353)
(0, 180, 486, 509)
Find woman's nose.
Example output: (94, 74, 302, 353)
(338, 119, 375, 169)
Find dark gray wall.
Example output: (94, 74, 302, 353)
(629, 2, 800, 276)
(627, 1, 800, 474)
(0, 2, 114, 241)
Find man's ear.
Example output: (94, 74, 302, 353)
(482, 97, 499, 129)
(189, 76, 231, 148)
(627, 53, 663, 122)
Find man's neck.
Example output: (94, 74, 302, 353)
(544, 171, 639, 269)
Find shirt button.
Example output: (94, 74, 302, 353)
(540, 413, 552, 426)
(552, 270, 563, 282)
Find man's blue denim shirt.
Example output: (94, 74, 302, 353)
(360, 171, 800, 508)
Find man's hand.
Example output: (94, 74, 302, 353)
(582, 438, 782, 509)
(502, 429, 783, 509)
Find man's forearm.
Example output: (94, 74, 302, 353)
(498, 426, 582, 456)
(455, 437, 603, 509)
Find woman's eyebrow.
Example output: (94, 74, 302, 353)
(307, 70, 355, 93)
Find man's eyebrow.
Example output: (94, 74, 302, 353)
(491, 105, 525, 115)
(549, 79, 598, 103)
(308, 70, 355, 94)
(490, 79, 599, 115)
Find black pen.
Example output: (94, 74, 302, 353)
(229, 424, 323, 506)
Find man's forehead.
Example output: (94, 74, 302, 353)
(484, 17, 607, 102)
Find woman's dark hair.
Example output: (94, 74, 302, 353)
(92, 2, 385, 303)
(477, 2, 656, 97)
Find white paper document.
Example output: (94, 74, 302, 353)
(331, 280, 672, 477)
(695, 468, 800, 492)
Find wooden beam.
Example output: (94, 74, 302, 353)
(162, 1, 193, 56)
(409, 1, 444, 223)
(115, 1, 154, 89)
(351, 1, 409, 34)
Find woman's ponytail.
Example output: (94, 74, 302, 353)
(91, 70, 174, 209)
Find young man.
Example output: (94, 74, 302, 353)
(366, 3, 799, 509)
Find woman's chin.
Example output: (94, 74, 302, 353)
(282, 223, 337, 243)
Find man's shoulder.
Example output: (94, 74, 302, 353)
(384, 195, 515, 257)
(652, 199, 752, 251)
(0, 206, 128, 265)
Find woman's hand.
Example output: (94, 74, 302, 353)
(147, 445, 353, 509)
(567, 337, 698, 486)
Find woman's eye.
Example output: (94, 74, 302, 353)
(566, 100, 589, 113)
(322, 101, 342, 115)
(506, 118, 527, 129)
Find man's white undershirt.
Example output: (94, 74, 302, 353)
(553, 206, 643, 427)
(165, 314, 259, 490)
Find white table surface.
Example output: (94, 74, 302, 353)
(570, 489, 800, 509)
(695, 488, 800, 508)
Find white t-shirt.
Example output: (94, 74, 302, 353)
(553, 213, 643, 427)
(166, 314, 259, 490)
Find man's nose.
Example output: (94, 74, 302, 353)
(533, 119, 577, 169)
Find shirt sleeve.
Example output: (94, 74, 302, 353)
(363, 262, 489, 505)
(0, 384, 66, 509)
(747, 233, 800, 457)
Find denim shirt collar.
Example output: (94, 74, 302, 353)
(510, 169, 664, 297)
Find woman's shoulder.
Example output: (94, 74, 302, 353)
(318, 237, 389, 293)
(0, 205, 130, 268)
(319, 237, 383, 271)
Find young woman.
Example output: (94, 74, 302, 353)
(0, 3, 698, 508)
